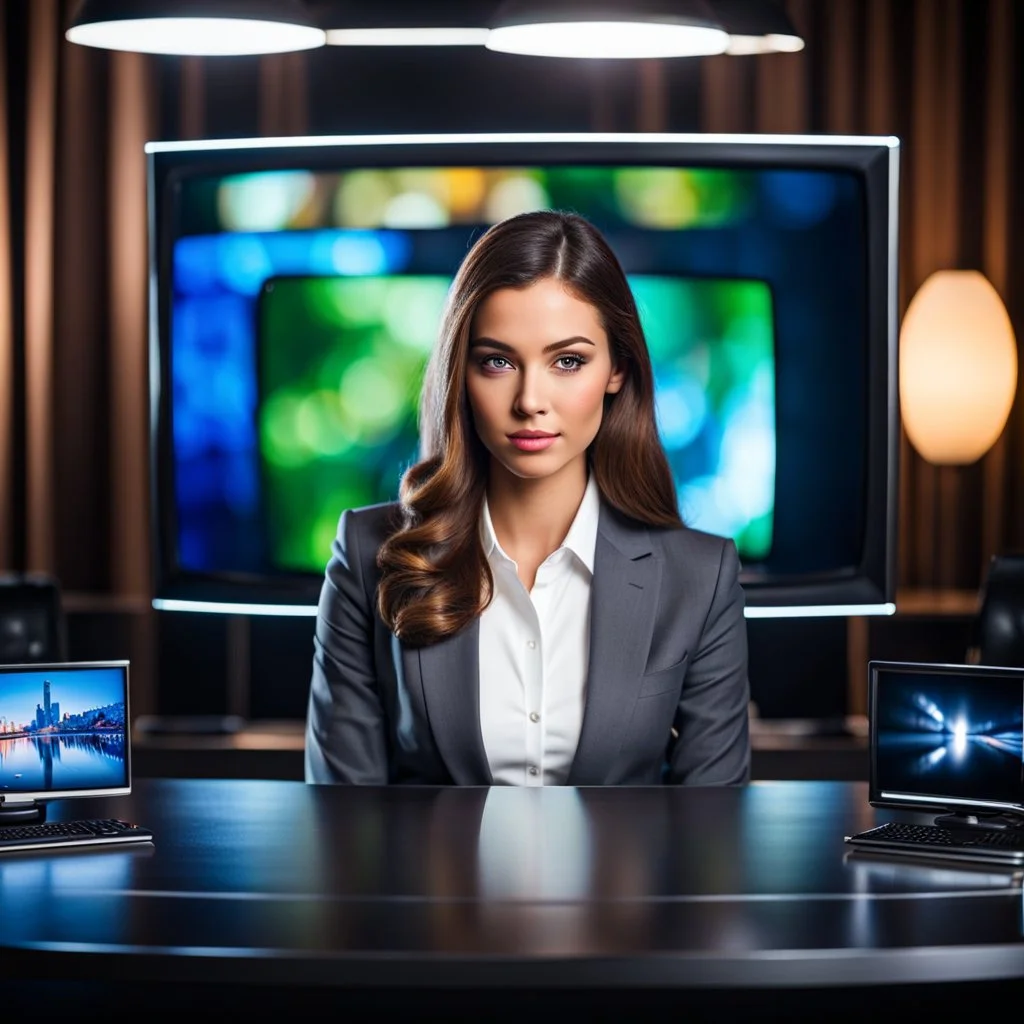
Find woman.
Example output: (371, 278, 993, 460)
(304, 210, 750, 786)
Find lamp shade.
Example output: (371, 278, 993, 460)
(65, 0, 326, 55)
(710, 0, 804, 54)
(899, 270, 1018, 465)
(485, 0, 729, 58)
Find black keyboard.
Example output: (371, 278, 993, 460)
(845, 820, 1024, 865)
(0, 818, 153, 854)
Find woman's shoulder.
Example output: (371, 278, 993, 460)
(647, 523, 742, 603)
(657, 522, 736, 555)
(338, 500, 405, 549)
(606, 505, 733, 557)
(653, 524, 736, 577)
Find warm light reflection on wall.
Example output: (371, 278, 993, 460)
(899, 270, 1018, 465)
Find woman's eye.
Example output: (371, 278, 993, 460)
(482, 355, 512, 370)
(556, 354, 585, 371)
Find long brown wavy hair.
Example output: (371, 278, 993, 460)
(377, 209, 682, 647)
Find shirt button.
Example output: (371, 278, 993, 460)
(527, 640, 536, 649)
(528, 765, 539, 776)
(529, 712, 540, 723)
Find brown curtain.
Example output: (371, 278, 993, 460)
(0, 0, 157, 598)
(0, 1, 309, 599)
(0, 0, 1018, 615)
(699, 0, 1023, 592)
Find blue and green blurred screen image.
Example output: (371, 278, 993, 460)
(257, 274, 774, 573)
(170, 161, 865, 580)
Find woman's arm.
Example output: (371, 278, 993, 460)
(304, 509, 390, 784)
(667, 538, 751, 785)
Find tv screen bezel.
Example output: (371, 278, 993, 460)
(868, 659, 1024, 819)
(146, 132, 900, 618)
(0, 659, 133, 808)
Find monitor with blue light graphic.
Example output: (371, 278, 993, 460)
(869, 660, 1024, 824)
(149, 134, 899, 616)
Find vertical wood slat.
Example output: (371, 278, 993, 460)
(0, 11, 13, 568)
(259, 52, 309, 138)
(822, 0, 860, 134)
(636, 60, 667, 133)
(905, 0, 964, 586)
(754, 0, 809, 136)
(588, 61, 617, 132)
(179, 56, 205, 139)
(863, 0, 895, 135)
(54, 32, 106, 589)
(980, 0, 1015, 577)
(108, 52, 155, 597)
(24, 0, 58, 573)
(753, 52, 806, 134)
(699, 54, 755, 133)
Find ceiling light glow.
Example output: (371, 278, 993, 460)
(725, 32, 804, 55)
(65, 17, 326, 56)
(485, 21, 729, 59)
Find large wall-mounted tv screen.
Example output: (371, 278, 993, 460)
(148, 134, 899, 615)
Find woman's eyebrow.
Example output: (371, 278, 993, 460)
(468, 335, 596, 353)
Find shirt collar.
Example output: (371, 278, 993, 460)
(480, 473, 601, 576)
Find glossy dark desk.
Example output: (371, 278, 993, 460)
(1, 779, 1021, 1017)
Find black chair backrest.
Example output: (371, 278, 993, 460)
(976, 553, 1024, 669)
(0, 574, 67, 664)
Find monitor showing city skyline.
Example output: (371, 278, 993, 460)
(0, 662, 130, 797)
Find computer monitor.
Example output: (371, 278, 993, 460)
(0, 661, 131, 823)
(869, 660, 1024, 828)
(147, 132, 900, 617)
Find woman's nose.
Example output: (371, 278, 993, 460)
(513, 367, 548, 417)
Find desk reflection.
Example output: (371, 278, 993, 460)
(426, 786, 673, 953)
(0, 845, 153, 947)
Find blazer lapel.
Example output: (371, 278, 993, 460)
(415, 619, 493, 785)
(566, 505, 660, 785)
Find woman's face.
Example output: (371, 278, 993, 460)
(466, 277, 624, 486)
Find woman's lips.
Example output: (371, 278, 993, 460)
(508, 433, 558, 452)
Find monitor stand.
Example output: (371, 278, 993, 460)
(0, 799, 46, 824)
(933, 810, 1024, 832)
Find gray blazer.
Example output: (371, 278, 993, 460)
(304, 500, 750, 786)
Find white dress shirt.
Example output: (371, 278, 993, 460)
(478, 473, 600, 786)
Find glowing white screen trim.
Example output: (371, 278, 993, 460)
(145, 131, 901, 155)
(152, 599, 318, 616)
(745, 603, 895, 618)
(152, 598, 896, 618)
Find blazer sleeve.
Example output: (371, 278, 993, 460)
(667, 538, 751, 785)
(304, 509, 390, 784)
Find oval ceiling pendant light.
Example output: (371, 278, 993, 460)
(899, 270, 1018, 465)
(486, 0, 730, 59)
(65, 0, 327, 56)
(710, 0, 804, 55)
